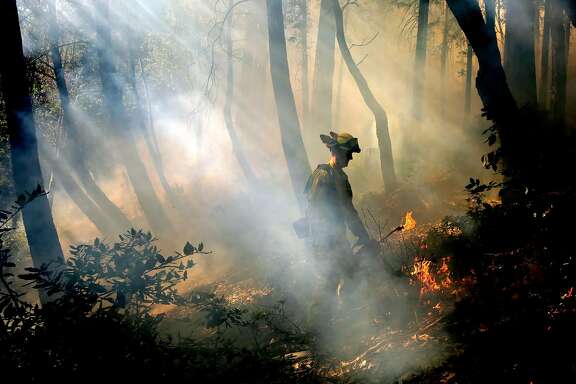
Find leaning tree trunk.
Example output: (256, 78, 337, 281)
(540, 0, 552, 109)
(48, 0, 131, 234)
(223, 2, 257, 184)
(128, 50, 188, 211)
(95, 0, 173, 235)
(41, 146, 112, 235)
(446, 0, 518, 173)
(332, 0, 397, 192)
(485, 0, 496, 39)
(266, 0, 311, 211)
(412, 0, 430, 122)
(310, 0, 336, 144)
(550, 0, 569, 126)
(0, 0, 65, 292)
(503, 0, 537, 107)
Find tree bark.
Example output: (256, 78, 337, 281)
(503, 0, 538, 107)
(48, 0, 131, 234)
(485, 0, 496, 38)
(412, 0, 430, 121)
(310, 0, 336, 138)
(446, 0, 518, 171)
(95, 0, 173, 235)
(447, 0, 518, 120)
(540, 0, 552, 109)
(266, 0, 311, 211)
(0, 0, 65, 287)
(550, 0, 569, 125)
(223, 2, 257, 183)
(332, 0, 397, 192)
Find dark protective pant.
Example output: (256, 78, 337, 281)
(307, 237, 357, 330)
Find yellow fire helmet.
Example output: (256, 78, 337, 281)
(320, 131, 361, 153)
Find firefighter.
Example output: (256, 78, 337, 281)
(303, 131, 376, 329)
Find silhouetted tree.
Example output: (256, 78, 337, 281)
(540, 0, 552, 109)
(412, 0, 430, 122)
(485, 0, 497, 38)
(446, 0, 519, 171)
(440, 2, 451, 117)
(550, 0, 569, 125)
(266, 0, 311, 210)
(332, 0, 397, 192)
(0, 0, 65, 293)
(503, 0, 537, 107)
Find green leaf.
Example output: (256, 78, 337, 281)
(183, 241, 195, 256)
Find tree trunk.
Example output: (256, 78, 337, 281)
(299, 0, 309, 117)
(446, 0, 518, 169)
(41, 147, 112, 235)
(266, 0, 311, 211)
(48, 0, 131, 234)
(95, 0, 173, 235)
(223, 2, 257, 183)
(464, 44, 474, 116)
(485, 0, 496, 38)
(550, 0, 569, 125)
(332, 0, 397, 192)
(440, 2, 450, 118)
(0, 0, 65, 289)
(310, 0, 336, 140)
(128, 51, 187, 211)
(412, 0, 430, 121)
(540, 0, 553, 109)
(503, 0, 538, 107)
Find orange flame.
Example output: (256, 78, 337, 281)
(403, 211, 416, 231)
(411, 256, 453, 298)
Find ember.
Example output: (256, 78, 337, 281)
(561, 287, 574, 300)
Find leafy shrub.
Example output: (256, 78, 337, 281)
(0, 191, 320, 382)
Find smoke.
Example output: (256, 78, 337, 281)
(13, 0, 506, 380)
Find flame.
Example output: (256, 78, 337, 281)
(403, 211, 416, 231)
(410, 256, 453, 298)
(561, 287, 574, 300)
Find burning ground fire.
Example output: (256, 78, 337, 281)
(410, 257, 453, 299)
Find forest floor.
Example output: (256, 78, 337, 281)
(160, 220, 467, 382)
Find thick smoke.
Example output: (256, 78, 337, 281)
(15, 0, 511, 380)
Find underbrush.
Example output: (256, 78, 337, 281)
(407, 168, 576, 381)
(0, 192, 324, 382)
